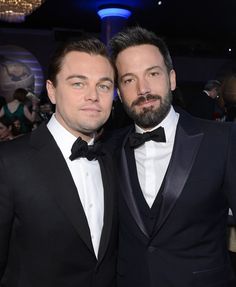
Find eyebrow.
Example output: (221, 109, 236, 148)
(66, 75, 87, 81)
(66, 74, 114, 84)
(146, 65, 163, 72)
(120, 65, 163, 81)
(99, 77, 114, 84)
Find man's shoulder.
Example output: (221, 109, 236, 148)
(176, 105, 232, 132)
(0, 133, 30, 152)
(0, 123, 50, 160)
(0, 134, 32, 169)
(102, 125, 134, 152)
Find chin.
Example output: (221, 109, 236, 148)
(81, 123, 104, 134)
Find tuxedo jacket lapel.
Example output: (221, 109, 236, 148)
(97, 154, 115, 262)
(29, 124, 94, 254)
(154, 113, 204, 234)
(119, 112, 204, 239)
(118, 129, 149, 238)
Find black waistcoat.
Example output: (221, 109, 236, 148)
(125, 143, 166, 236)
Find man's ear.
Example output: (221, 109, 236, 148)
(170, 69, 176, 91)
(46, 80, 56, 105)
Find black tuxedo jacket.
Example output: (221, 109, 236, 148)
(112, 108, 236, 287)
(0, 123, 118, 287)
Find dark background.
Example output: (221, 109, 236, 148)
(1, 0, 236, 103)
(1, 0, 236, 58)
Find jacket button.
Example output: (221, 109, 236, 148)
(148, 246, 156, 253)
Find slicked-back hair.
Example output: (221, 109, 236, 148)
(109, 26, 173, 73)
(48, 36, 114, 86)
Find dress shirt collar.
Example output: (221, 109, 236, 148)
(47, 114, 94, 159)
(135, 105, 179, 142)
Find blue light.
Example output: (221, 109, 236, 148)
(97, 8, 132, 19)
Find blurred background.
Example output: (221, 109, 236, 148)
(0, 0, 236, 106)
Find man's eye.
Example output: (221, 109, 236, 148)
(123, 78, 133, 85)
(98, 84, 112, 92)
(149, 72, 159, 77)
(73, 82, 84, 88)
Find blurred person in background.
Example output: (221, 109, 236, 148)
(0, 116, 14, 141)
(221, 73, 236, 276)
(221, 73, 236, 122)
(188, 79, 223, 120)
(0, 88, 39, 133)
(0, 96, 6, 110)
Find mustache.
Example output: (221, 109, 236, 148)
(131, 94, 161, 107)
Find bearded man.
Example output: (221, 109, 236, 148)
(108, 26, 236, 287)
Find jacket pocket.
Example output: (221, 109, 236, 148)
(192, 265, 229, 287)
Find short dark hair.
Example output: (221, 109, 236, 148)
(109, 26, 173, 72)
(48, 35, 114, 86)
(204, 80, 221, 91)
(0, 116, 13, 128)
(13, 88, 28, 102)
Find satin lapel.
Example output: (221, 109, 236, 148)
(154, 122, 203, 234)
(118, 130, 149, 238)
(30, 124, 94, 254)
(97, 154, 114, 262)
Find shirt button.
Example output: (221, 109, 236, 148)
(89, 203, 93, 208)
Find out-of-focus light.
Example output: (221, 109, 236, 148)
(97, 8, 132, 19)
(0, 0, 45, 23)
(228, 48, 232, 52)
(158, 1, 162, 5)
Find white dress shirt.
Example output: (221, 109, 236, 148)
(47, 115, 104, 258)
(134, 106, 179, 208)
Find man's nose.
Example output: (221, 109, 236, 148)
(85, 87, 99, 101)
(137, 78, 151, 96)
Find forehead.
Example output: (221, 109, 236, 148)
(116, 44, 165, 74)
(60, 51, 114, 78)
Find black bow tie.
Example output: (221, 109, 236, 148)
(69, 137, 103, 161)
(129, 126, 166, 148)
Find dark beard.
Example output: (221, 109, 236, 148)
(123, 92, 172, 129)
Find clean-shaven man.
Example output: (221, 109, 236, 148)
(0, 36, 117, 287)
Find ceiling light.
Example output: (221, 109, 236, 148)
(97, 7, 131, 19)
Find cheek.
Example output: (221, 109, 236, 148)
(120, 88, 135, 104)
(151, 81, 169, 95)
(102, 93, 113, 106)
(104, 100, 113, 116)
(56, 94, 72, 111)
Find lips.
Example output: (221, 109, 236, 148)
(137, 98, 158, 107)
(132, 94, 161, 107)
(81, 106, 101, 112)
